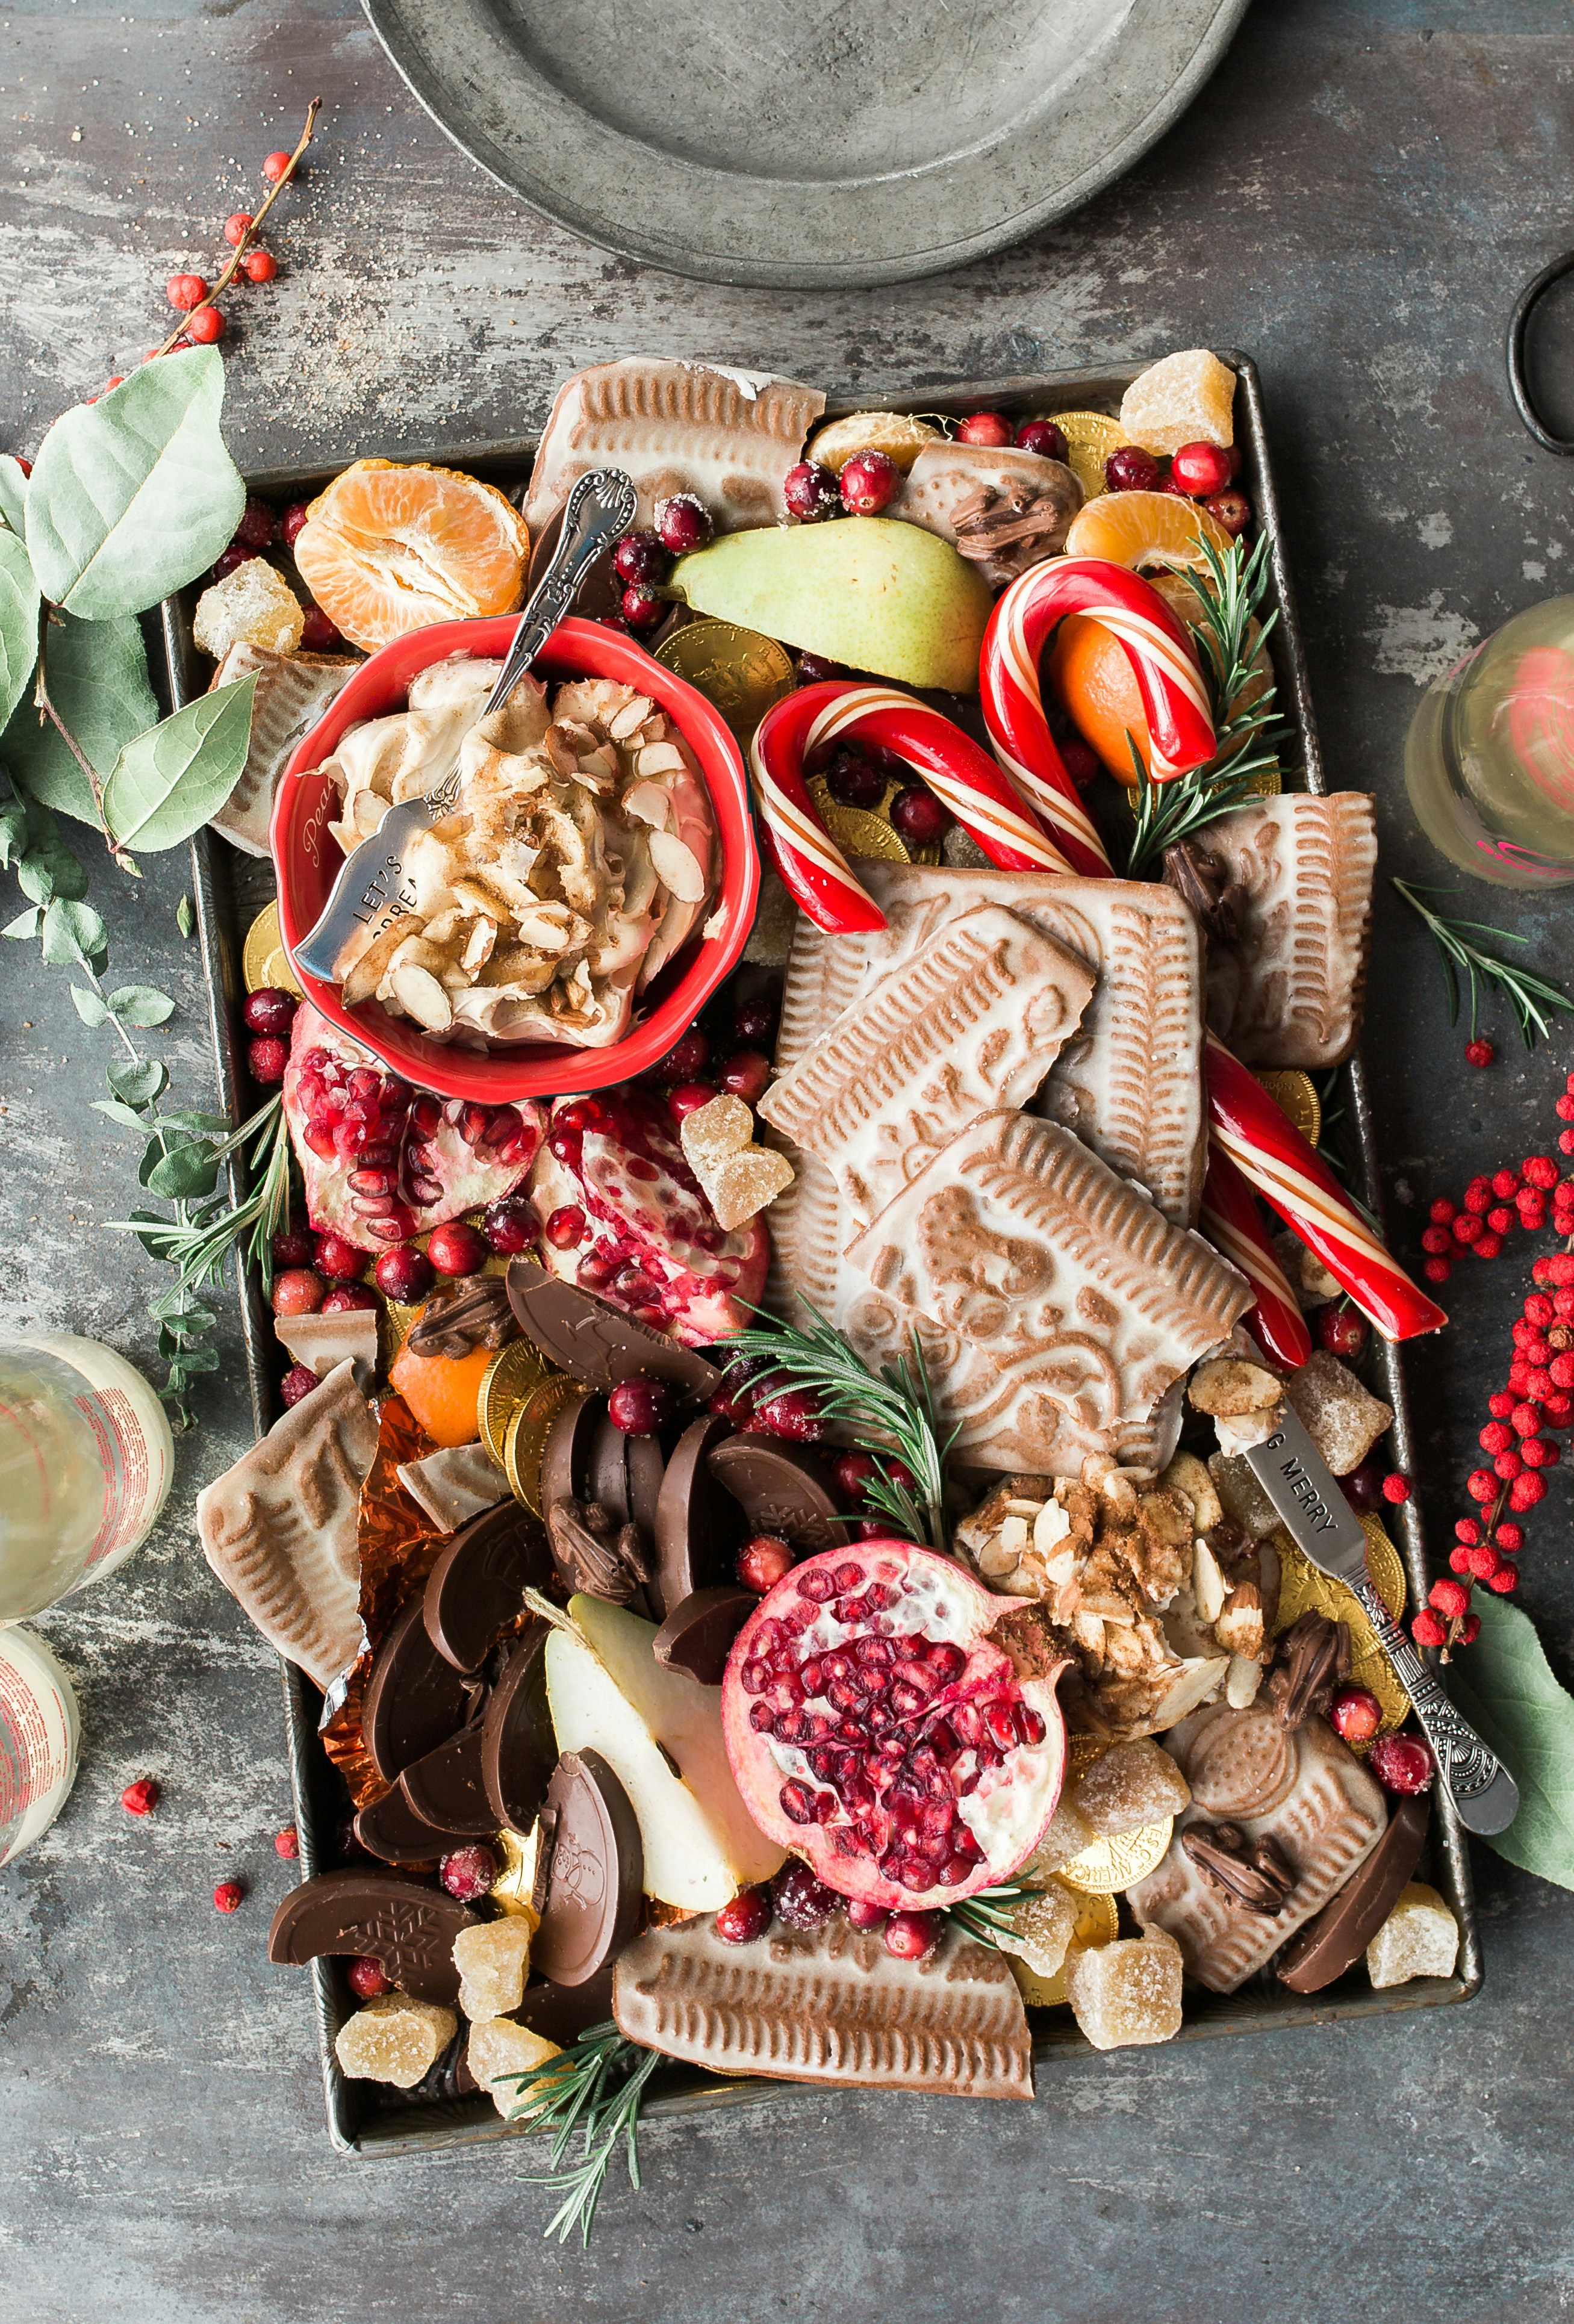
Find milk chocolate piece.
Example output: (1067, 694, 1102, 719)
(353, 1785, 466, 1866)
(406, 1275, 517, 1360)
(655, 1414, 745, 1610)
(653, 1586, 754, 1685)
(422, 1501, 552, 1673)
(362, 1595, 474, 1783)
(1277, 1792, 1431, 1993)
(626, 1433, 666, 1538)
(612, 1913, 1033, 2099)
(531, 1751, 644, 1988)
(397, 1724, 499, 1838)
(707, 1435, 844, 1557)
(516, 1963, 618, 2045)
(1266, 1612, 1351, 1730)
(480, 1626, 555, 1832)
(1180, 1820, 1295, 1915)
(539, 1384, 602, 1512)
(506, 1260, 720, 1399)
(267, 1871, 478, 2006)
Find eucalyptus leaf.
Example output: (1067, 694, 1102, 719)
(70, 986, 110, 1027)
(42, 896, 108, 965)
(1446, 1592, 1574, 1889)
(102, 674, 257, 854)
(93, 1097, 152, 1130)
(0, 454, 27, 538)
(146, 1141, 222, 1202)
(105, 983, 175, 1027)
(1, 611, 157, 825)
(0, 528, 40, 735)
(24, 349, 244, 617)
(158, 1108, 231, 1134)
(0, 796, 27, 866)
(3, 905, 41, 939)
(176, 893, 194, 938)
(107, 1055, 169, 1107)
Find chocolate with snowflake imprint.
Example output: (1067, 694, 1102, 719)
(506, 1260, 721, 1398)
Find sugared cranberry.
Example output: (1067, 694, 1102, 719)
(321, 1284, 376, 1314)
(733, 996, 778, 1048)
(545, 1204, 586, 1250)
(120, 1777, 160, 1816)
(1329, 1685, 1383, 1745)
(795, 650, 847, 682)
(235, 495, 278, 550)
(1342, 1456, 1384, 1513)
(890, 783, 952, 846)
(275, 1825, 300, 1859)
(954, 411, 1013, 447)
(839, 449, 901, 517)
(272, 1226, 314, 1270)
(210, 543, 257, 583)
(374, 1244, 434, 1302)
(826, 747, 886, 809)
(440, 1844, 497, 1902)
(717, 1049, 771, 1105)
(1015, 418, 1069, 462)
(621, 581, 666, 631)
(613, 529, 670, 586)
(883, 1909, 942, 1960)
(482, 1197, 537, 1257)
(1169, 441, 1234, 497)
(272, 1269, 325, 1317)
(213, 1881, 245, 1913)
(261, 149, 294, 182)
(782, 461, 841, 523)
(714, 1886, 773, 1945)
(662, 1027, 709, 1081)
(313, 1230, 366, 1281)
(1316, 1300, 1369, 1360)
(167, 272, 208, 311)
(279, 1363, 319, 1408)
(187, 307, 225, 344)
(223, 211, 254, 246)
(346, 1954, 391, 1999)
(655, 492, 712, 555)
(608, 1378, 674, 1435)
(281, 499, 311, 548)
(1367, 1733, 1434, 1795)
(1105, 446, 1161, 492)
(426, 1220, 488, 1278)
(300, 606, 341, 651)
(1204, 488, 1252, 537)
(750, 1386, 829, 1443)
(669, 1081, 718, 1123)
(772, 1862, 841, 1928)
(845, 1899, 889, 1931)
(738, 1535, 795, 1593)
(243, 986, 297, 1037)
(248, 1034, 288, 1084)
(241, 247, 278, 284)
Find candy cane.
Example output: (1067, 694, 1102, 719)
(1199, 1146, 1313, 1370)
(980, 556, 1217, 876)
(1205, 1036, 1447, 1342)
(750, 682, 1077, 934)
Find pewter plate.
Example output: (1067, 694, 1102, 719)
(360, 0, 1251, 288)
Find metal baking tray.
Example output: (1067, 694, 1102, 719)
(162, 356, 1480, 2159)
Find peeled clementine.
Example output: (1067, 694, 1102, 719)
(389, 1325, 490, 1449)
(1050, 573, 1206, 786)
(1063, 488, 1234, 575)
(293, 459, 529, 651)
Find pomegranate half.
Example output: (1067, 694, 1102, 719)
(721, 1539, 1067, 1912)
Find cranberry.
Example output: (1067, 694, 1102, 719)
(1329, 1685, 1383, 1745)
(248, 1034, 288, 1085)
(1105, 446, 1161, 492)
(883, 1908, 942, 1960)
(279, 1363, 319, 1408)
(826, 747, 886, 809)
(223, 212, 254, 246)
(213, 1881, 246, 1913)
(545, 1204, 586, 1250)
(608, 1377, 674, 1435)
(845, 1898, 889, 1931)
(1059, 734, 1103, 789)
(1465, 1037, 1495, 1068)
(241, 248, 278, 284)
(120, 1777, 159, 1816)
(1367, 1733, 1434, 1796)
(738, 1534, 796, 1593)
(261, 149, 294, 182)
(717, 1049, 771, 1104)
(661, 1027, 709, 1081)
(335, 1815, 372, 1865)
(275, 1825, 300, 1859)
(839, 449, 901, 517)
(612, 529, 670, 586)
(243, 986, 297, 1037)
(733, 996, 777, 1048)
(346, 1955, 392, 1999)
(426, 1220, 488, 1278)
(375, 1244, 434, 1303)
(482, 1197, 538, 1257)
(235, 496, 278, 550)
(281, 499, 311, 548)
(954, 411, 1013, 447)
(440, 1844, 497, 1902)
(272, 1269, 325, 1317)
(772, 1862, 842, 1928)
(320, 1284, 376, 1314)
(272, 1226, 314, 1270)
(1169, 441, 1234, 497)
(621, 581, 666, 631)
(751, 1385, 829, 1443)
(300, 606, 341, 651)
(1015, 418, 1069, 462)
(167, 272, 209, 311)
(1204, 488, 1252, 537)
(890, 783, 952, 847)
(187, 307, 225, 344)
(714, 1886, 773, 1945)
(211, 544, 257, 583)
(1316, 1300, 1369, 1360)
(795, 650, 847, 683)
(1342, 1456, 1384, 1514)
(669, 1081, 718, 1123)
(655, 492, 712, 555)
(313, 1230, 366, 1281)
(782, 461, 841, 523)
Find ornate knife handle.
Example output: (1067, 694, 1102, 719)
(1348, 1573, 1520, 1836)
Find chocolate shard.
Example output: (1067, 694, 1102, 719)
(421, 1501, 553, 1674)
(612, 1913, 1033, 2099)
(539, 1384, 603, 1512)
(480, 1625, 555, 1833)
(267, 1871, 478, 2006)
(406, 1276, 518, 1361)
(354, 1785, 468, 1866)
(532, 1751, 644, 1988)
(361, 1595, 476, 1783)
(706, 1435, 844, 1556)
(1266, 1611, 1351, 1731)
(516, 1963, 618, 2045)
(655, 1413, 745, 1612)
(1277, 1792, 1431, 1993)
(506, 1259, 720, 1399)
(588, 1406, 634, 1526)
(1180, 1819, 1296, 1915)
(1161, 837, 1247, 946)
(653, 1586, 756, 1685)
(546, 1496, 655, 1609)
(397, 1724, 499, 1839)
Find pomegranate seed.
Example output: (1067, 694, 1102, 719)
(213, 1881, 246, 1913)
(279, 1363, 319, 1408)
(954, 410, 1013, 446)
(261, 149, 294, 182)
(715, 1886, 773, 1943)
(439, 1844, 497, 1901)
(271, 1268, 325, 1317)
(1015, 418, 1068, 461)
(797, 1568, 836, 1603)
(346, 1955, 391, 1999)
(839, 449, 901, 516)
(187, 306, 225, 343)
(120, 1777, 159, 1815)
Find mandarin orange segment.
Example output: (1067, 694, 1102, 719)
(293, 459, 529, 651)
(388, 1326, 491, 1448)
(1063, 489, 1234, 576)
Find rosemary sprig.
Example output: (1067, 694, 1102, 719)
(105, 1092, 292, 1297)
(723, 1302, 955, 1552)
(497, 2023, 661, 2246)
(1392, 878, 1574, 1049)
(946, 1880, 1034, 1947)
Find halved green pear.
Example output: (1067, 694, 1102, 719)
(670, 518, 993, 692)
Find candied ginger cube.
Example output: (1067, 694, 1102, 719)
(1285, 1350, 1393, 1477)
(467, 2015, 562, 2117)
(680, 1093, 795, 1229)
(1119, 349, 1237, 455)
(1074, 1738, 1191, 1838)
(1018, 1792, 1098, 1879)
(988, 1879, 1080, 1980)
(1366, 1881, 1459, 1990)
(680, 1092, 754, 1171)
(334, 1992, 456, 2088)
(454, 1916, 533, 2019)
(193, 558, 306, 658)
(1065, 1926, 1184, 2051)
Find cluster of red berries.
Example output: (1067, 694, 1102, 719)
(210, 497, 342, 647)
(1104, 438, 1252, 536)
(1416, 1151, 1569, 1285)
(157, 147, 297, 356)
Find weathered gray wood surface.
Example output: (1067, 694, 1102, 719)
(4, 3, 1574, 2318)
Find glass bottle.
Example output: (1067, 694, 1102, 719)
(0, 1625, 80, 1866)
(1405, 594, 1574, 886)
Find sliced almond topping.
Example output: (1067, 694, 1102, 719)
(607, 695, 654, 740)
(636, 741, 688, 778)
(389, 962, 454, 1032)
(621, 780, 673, 830)
(339, 915, 422, 1008)
(647, 827, 707, 903)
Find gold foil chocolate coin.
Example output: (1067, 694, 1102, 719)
(1254, 1069, 1321, 1146)
(478, 1337, 552, 1466)
(1272, 1514, 1409, 1739)
(806, 772, 944, 869)
(503, 1372, 584, 1518)
(655, 620, 795, 751)
(1008, 1892, 1119, 2008)
(1056, 1732, 1174, 1894)
(487, 1821, 543, 1922)
(242, 899, 305, 998)
(1045, 410, 1128, 500)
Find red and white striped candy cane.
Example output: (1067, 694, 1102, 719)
(749, 682, 1077, 934)
(1205, 1036, 1446, 1341)
(979, 556, 1217, 877)
(1199, 1146, 1313, 1370)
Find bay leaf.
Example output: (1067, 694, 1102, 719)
(1446, 1589, 1574, 1889)
(1, 611, 157, 825)
(0, 529, 39, 735)
(0, 454, 27, 538)
(24, 349, 244, 617)
(102, 673, 257, 853)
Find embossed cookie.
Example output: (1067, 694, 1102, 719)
(207, 642, 358, 857)
(1198, 794, 1378, 1068)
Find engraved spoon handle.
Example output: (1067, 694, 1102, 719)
(1348, 1571, 1520, 1836)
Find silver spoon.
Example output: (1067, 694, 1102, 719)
(290, 465, 639, 989)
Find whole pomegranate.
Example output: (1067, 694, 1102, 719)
(721, 1539, 1066, 1912)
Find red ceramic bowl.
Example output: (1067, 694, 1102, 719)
(271, 616, 759, 1101)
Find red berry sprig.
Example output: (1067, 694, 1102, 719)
(150, 99, 320, 361)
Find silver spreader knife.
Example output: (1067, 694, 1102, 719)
(1245, 1406, 1519, 1835)
(290, 465, 640, 989)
